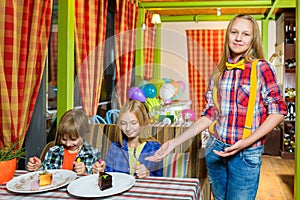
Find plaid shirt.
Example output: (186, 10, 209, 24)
(202, 58, 287, 146)
(105, 138, 163, 176)
(41, 140, 101, 174)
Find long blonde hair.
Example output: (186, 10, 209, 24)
(118, 100, 158, 144)
(213, 15, 265, 86)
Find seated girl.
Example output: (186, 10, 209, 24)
(93, 100, 162, 178)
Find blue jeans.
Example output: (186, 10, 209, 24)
(205, 135, 263, 200)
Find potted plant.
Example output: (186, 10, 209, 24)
(0, 140, 25, 184)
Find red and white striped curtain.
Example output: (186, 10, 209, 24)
(114, 0, 138, 106)
(0, 0, 52, 148)
(186, 30, 225, 120)
(74, 0, 108, 117)
(143, 11, 156, 80)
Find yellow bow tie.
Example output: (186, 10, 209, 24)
(226, 59, 245, 70)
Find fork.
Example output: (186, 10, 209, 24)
(33, 147, 40, 163)
(133, 148, 140, 165)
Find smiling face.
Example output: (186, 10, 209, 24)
(119, 111, 141, 140)
(228, 17, 254, 61)
(60, 135, 83, 151)
(56, 109, 89, 151)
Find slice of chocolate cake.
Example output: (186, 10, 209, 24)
(98, 172, 112, 191)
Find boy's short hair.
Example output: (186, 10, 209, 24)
(56, 109, 89, 144)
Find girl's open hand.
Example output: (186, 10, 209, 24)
(145, 139, 174, 162)
(213, 140, 245, 157)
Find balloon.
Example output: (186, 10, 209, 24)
(128, 87, 146, 102)
(177, 81, 186, 93)
(163, 99, 172, 105)
(172, 86, 183, 100)
(170, 81, 181, 100)
(160, 83, 176, 100)
(149, 79, 165, 95)
(142, 84, 157, 98)
(162, 78, 171, 83)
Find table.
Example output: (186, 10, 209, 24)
(0, 170, 202, 200)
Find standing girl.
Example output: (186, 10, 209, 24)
(27, 109, 105, 175)
(93, 100, 162, 178)
(147, 15, 287, 200)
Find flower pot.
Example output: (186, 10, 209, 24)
(0, 158, 16, 184)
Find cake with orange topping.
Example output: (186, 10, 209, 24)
(39, 171, 53, 186)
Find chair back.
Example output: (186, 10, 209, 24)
(88, 124, 122, 161)
(90, 115, 107, 124)
(40, 140, 56, 161)
(105, 109, 120, 124)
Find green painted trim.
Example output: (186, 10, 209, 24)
(135, 9, 145, 85)
(266, 0, 279, 20)
(160, 14, 273, 22)
(276, 0, 296, 7)
(140, 1, 273, 8)
(57, 0, 74, 123)
(295, 2, 299, 199)
(153, 24, 161, 79)
(261, 20, 269, 59)
(138, 0, 296, 22)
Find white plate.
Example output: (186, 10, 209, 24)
(67, 172, 135, 198)
(6, 169, 77, 193)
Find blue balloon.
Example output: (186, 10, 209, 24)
(142, 84, 157, 98)
(162, 78, 171, 83)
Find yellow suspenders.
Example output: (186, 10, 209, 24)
(208, 60, 259, 139)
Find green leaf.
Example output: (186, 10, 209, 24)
(102, 174, 108, 179)
(0, 140, 25, 162)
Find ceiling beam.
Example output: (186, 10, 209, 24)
(266, 0, 279, 20)
(161, 14, 269, 22)
(140, 0, 295, 9)
(138, 0, 296, 22)
(140, 1, 273, 9)
(275, 0, 296, 7)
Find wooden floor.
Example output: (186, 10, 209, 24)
(210, 155, 295, 200)
(256, 155, 294, 200)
